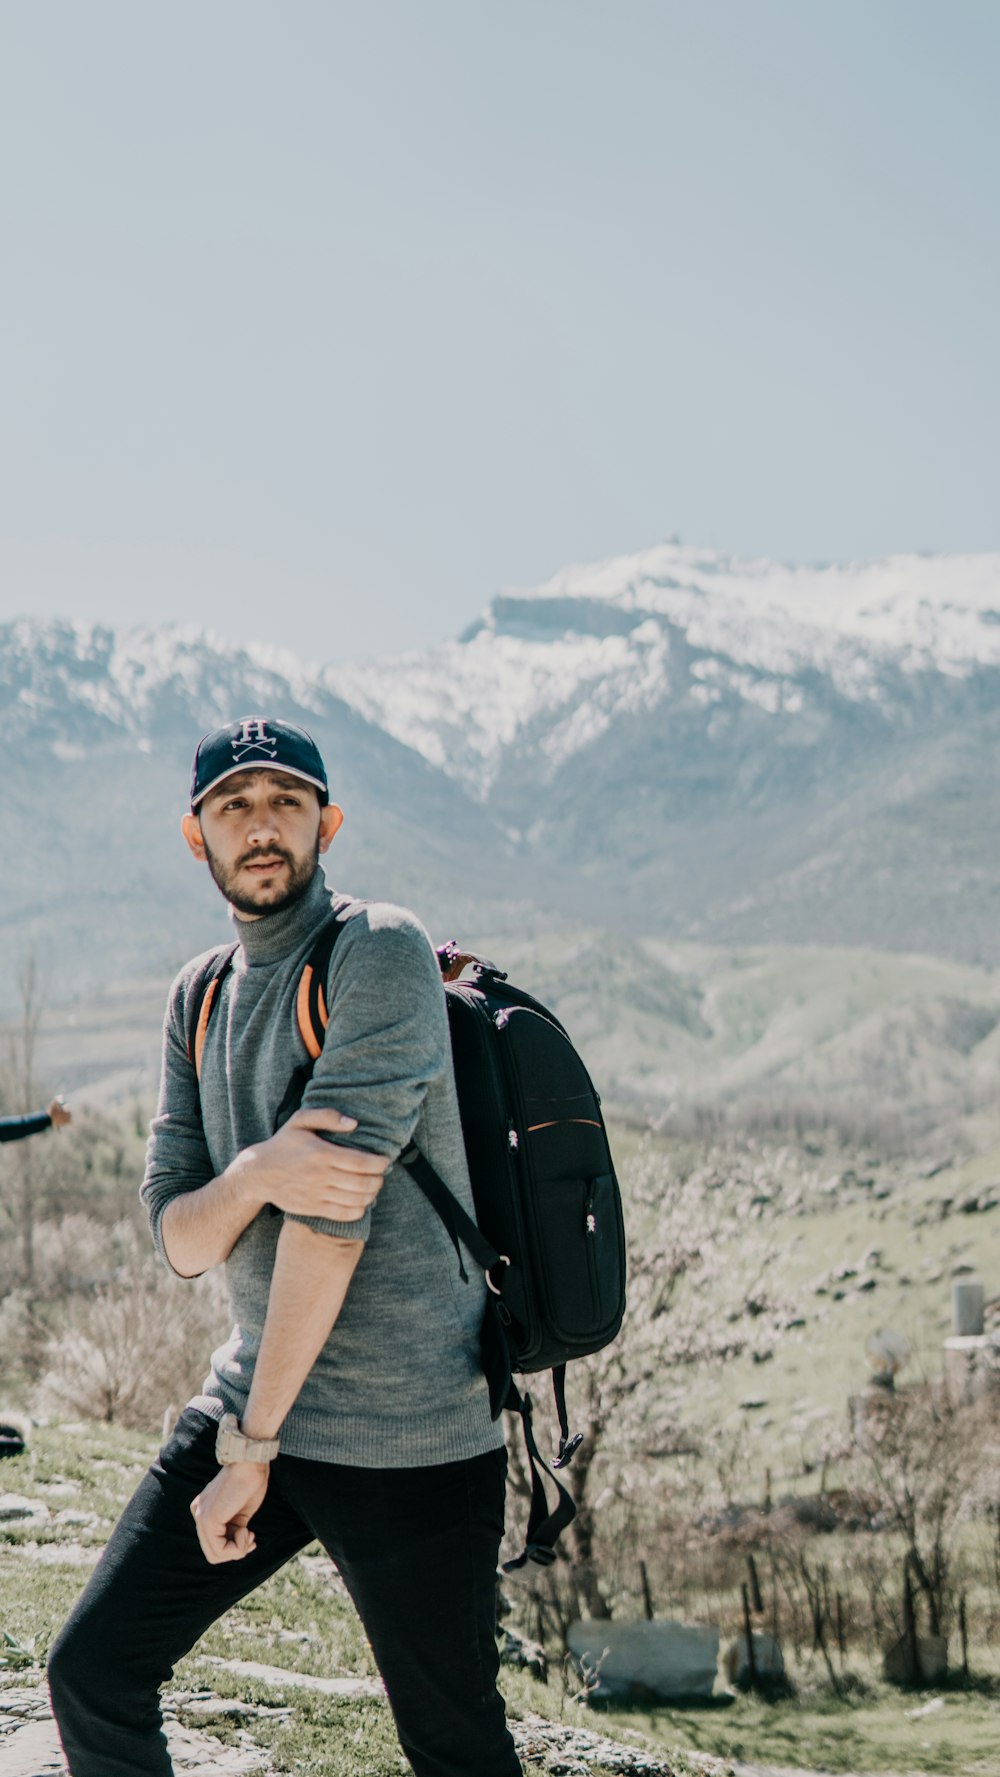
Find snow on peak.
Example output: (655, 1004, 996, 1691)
(324, 543, 1000, 796)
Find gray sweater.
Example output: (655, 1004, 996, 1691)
(142, 868, 501, 1467)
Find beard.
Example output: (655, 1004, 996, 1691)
(202, 836, 319, 918)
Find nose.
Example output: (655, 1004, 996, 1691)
(246, 805, 281, 847)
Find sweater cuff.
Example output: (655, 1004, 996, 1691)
(284, 1208, 372, 1243)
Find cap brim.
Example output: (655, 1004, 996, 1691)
(191, 761, 329, 808)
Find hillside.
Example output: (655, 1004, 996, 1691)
(2, 543, 1000, 1011)
(22, 935, 1000, 1148)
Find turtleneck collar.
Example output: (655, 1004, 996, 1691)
(230, 865, 333, 967)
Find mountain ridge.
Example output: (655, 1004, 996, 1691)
(2, 539, 1000, 1002)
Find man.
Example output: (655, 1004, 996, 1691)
(0, 1099, 71, 1142)
(49, 716, 522, 1777)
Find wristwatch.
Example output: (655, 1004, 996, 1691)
(215, 1412, 281, 1466)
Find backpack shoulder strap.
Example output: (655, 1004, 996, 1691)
(185, 945, 239, 1079)
(398, 1143, 501, 1280)
(294, 897, 366, 1058)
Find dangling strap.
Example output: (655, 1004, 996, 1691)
(501, 1386, 577, 1571)
(551, 1364, 584, 1470)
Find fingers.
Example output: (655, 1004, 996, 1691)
(283, 1112, 393, 1175)
(291, 1107, 358, 1133)
(319, 1142, 390, 1176)
(190, 1493, 257, 1565)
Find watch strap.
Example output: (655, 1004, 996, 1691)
(215, 1412, 280, 1465)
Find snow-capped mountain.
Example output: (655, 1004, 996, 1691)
(325, 543, 1000, 800)
(3, 540, 1000, 1008)
(0, 620, 512, 1004)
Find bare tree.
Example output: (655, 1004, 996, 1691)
(848, 1385, 998, 1643)
(2, 951, 46, 1289)
(506, 1139, 797, 1628)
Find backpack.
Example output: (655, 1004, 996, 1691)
(187, 906, 627, 1569)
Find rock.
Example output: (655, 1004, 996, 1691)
(944, 1334, 1000, 1406)
(775, 1493, 838, 1532)
(566, 1618, 719, 1702)
(15, 1540, 99, 1568)
(724, 1631, 785, 1689)
(956, 1187, 999, 1214)
(884, 1632, 948, 1686)
(511, 1709, 692, 1773)
(904, 1694, 945, 1720)
(499, 1627, 548, 1684)
(0, 1495, 48, 1526)
(0, 1682, 280, 1776)
(197, 1656, 383, 1698)
(953, 1278, 985, 1334)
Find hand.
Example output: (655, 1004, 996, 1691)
(48, 1098, 72, 1129)
(235, 1108, 389, 1221)
(191, 1461, 269, 1564)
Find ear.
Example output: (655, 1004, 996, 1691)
(181, 812, 206, 861)
(318, 803, 344, 854)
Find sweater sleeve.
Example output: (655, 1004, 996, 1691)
(285, 904, 448, 1242)
(141, 966, 216, 1271)
(0, 1111, 52, 1143)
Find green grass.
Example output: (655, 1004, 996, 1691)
(635, 1122, 1000, 1487)
(5, 1425, 1000, 1775)
(597, 1676, 1000, 1775)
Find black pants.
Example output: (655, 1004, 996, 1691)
(48, 1410, 522, 1777)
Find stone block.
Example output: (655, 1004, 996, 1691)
(724, 1630, 785, 1689)
(567, 1617, 719, 1702)
(883, 1632, 948, 1686)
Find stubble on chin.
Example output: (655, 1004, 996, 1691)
(203, 844, 318, 919)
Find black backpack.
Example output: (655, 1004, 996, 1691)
(188, 908, 627, 1569)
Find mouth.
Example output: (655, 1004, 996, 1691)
(241, 856, 289, 877)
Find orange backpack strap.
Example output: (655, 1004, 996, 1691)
(293, 903, 361, 1060)
(186, 946, 238, 1080)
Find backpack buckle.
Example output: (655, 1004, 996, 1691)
(435, 941, 507, 983)
(485, 1254, 511, 1296)
(553, 1432, 584, 1470)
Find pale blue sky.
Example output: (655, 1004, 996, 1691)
(1, 1, 997, 661)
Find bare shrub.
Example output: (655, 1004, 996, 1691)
(34, 1228, 228, 1430)
(505, 1136, 800, 1631)
(846, 1385, 1000, 1642)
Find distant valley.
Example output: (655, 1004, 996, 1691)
(3, 540, 1000, 1123)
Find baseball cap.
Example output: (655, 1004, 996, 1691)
(190, 717, 330, 810)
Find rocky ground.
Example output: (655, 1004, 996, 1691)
(0, 1671, 954, 1777)
(1, 1668, 727, 1777)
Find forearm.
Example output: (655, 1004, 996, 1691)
(160, 1148, 267, 1277)
(241, 1220, 364, 1439)
(158, 1114, 383, 1277)
(0, 1111, 51, 1144)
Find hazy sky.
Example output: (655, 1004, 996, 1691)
(1, 2, 997, 663)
